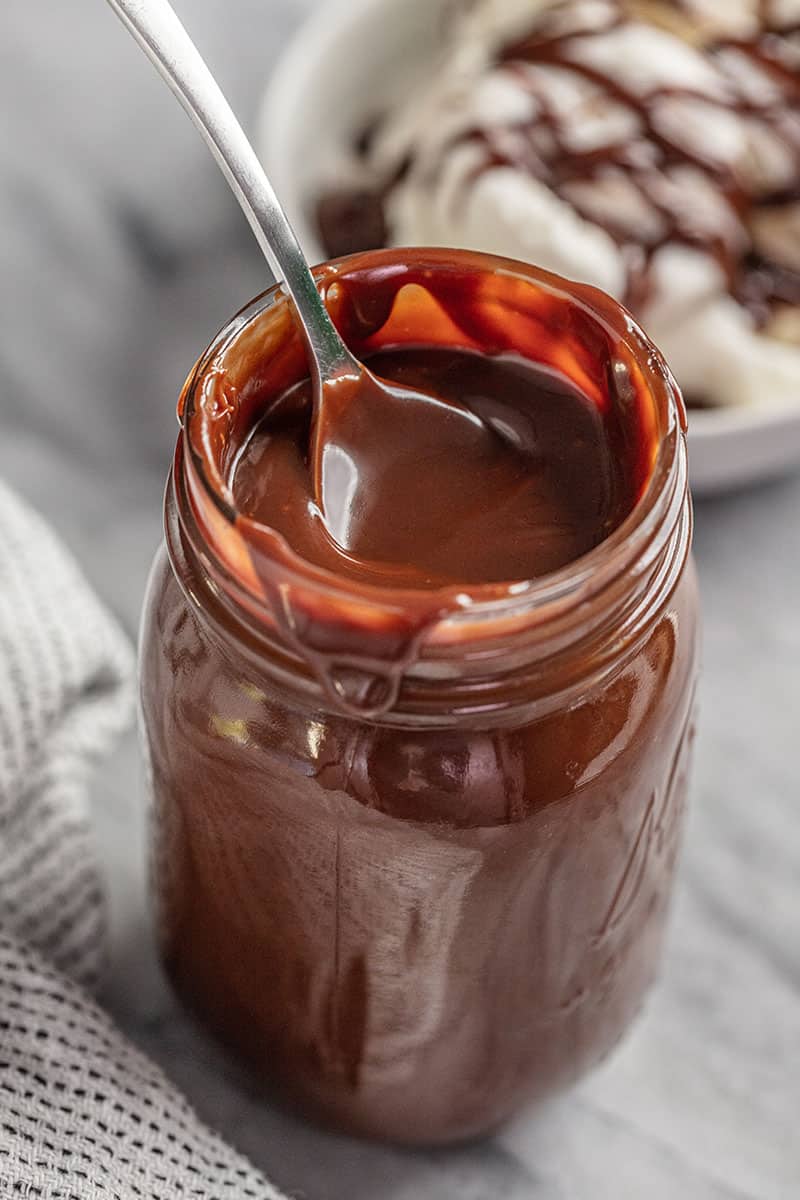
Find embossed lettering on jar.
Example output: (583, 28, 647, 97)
(140, 248, 699, 1145)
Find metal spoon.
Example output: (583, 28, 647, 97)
(104, 0, 468, 544)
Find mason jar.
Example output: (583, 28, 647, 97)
(140, 248, 699, 1145)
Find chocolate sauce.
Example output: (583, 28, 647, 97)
(317, 1, 800, 325)
(141, 249, 699, 1145)
(185, 251, 660, 718)
(232, 347, 639, 588)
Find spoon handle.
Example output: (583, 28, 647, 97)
(105, 0, 355, 379)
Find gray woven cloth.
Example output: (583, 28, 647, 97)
(0, 479, 285, 1199)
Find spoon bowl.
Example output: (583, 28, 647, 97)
(311, 367, 492, 560)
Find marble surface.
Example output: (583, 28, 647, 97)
(1, 1, 798, 1197)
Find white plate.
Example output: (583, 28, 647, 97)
(258, 0, 800, 496)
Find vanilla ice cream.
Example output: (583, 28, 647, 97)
(317, 0, 800, 409)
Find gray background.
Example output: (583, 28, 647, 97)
(1, 1, 797, 1197)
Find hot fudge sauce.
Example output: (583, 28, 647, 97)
(232, 347, 640, 587)
(140, 249, 698, 1143)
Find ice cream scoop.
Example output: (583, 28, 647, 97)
(319, 0, 800, 410)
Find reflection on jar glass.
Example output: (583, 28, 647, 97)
(140, 249, 699, 1145)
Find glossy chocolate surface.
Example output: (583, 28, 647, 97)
(232, 347, 640, 587)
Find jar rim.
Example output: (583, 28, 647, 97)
(179, 247, 687, 646)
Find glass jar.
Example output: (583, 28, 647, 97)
(140, 249, 699, 1145)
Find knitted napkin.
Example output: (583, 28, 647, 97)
(0, 480, 285, 1199)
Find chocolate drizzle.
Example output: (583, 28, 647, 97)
(488, 1, 800, 317)
(317, 0, 800, 327)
